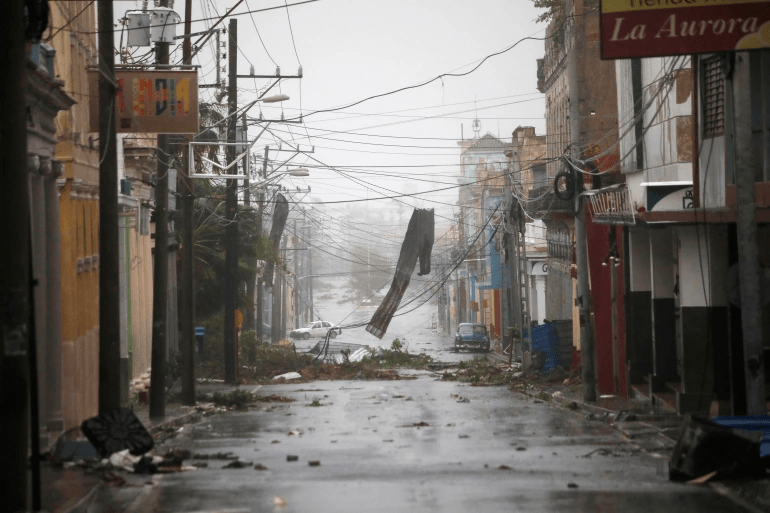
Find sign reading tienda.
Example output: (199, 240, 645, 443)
(600, 0, 770, 59)
(89, 70, 199, 134)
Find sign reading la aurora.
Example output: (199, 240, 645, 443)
(600, 0, 770, 59)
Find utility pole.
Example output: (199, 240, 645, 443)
(150, 0, 172, 419)
(281, 241, 287, 337)
(256, 147, 268, 340)
(179, 0, 196, 406)
(732, 51, 766, 414)
(272, 242, 282, 344)
(568, 2, 597, 403)
(243, 115, 255, 332)
(223, 18, 238, 383)
(294, 220, 300, 329)
(1, 2, 30, 509)
(307, 237, 315, 322)
(97, 0, 121, 415)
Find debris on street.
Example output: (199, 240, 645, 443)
(80, 407, 155, 458)
(669, 416, 767, 482)
(223, 460, 252, 469)
(273, 371, 303, 381)
(402, 421, 430, 428)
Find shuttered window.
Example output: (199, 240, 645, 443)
(702, 56, 725, 138)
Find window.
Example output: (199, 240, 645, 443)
(532, 164, 547, 188)
(702, 56, 725, 138)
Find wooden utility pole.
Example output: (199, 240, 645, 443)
(224, 18, 238, 383)
(179, 0, 196, 406)
(1, 2, 30, 509)
(150, 0, 172, 419)
(98, 0, 121, 415)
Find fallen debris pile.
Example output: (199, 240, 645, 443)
(669, 416, 770, 482)
(197, 389, 296, 410)
(440, 358, 578, 387)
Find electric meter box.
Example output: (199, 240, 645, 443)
(125, 11, 151, 47)
(150, 7, 180, 43)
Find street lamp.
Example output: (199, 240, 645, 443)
(288, 167, 309, 176)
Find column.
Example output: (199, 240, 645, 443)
(45, 165, 63, 432)
(649, 227, 678, 391)
(625, 228, 652, 384)
(676, 225, 728, 414)
(29, 164, 48, 442)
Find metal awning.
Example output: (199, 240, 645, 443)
(584, 183, 637, 225)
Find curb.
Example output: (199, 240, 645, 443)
(517, 386, 680, 446)
(57, 409, 203, 513)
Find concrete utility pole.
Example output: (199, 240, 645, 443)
(1, 2, 30, 509)
(179, 0, 196, 406)
(150, 0, 172, 419)
(732, 51, 766, 414)
(224, 18, 238, 383)
(294, 220, 300, 329)
(256, 147, 268, 340)
(272, 247, 281, 344)
(98, 0, 121, 415)
(568, 1, 597, 403)
(307, 233, 315, 322)
(243, 115, 256, 332)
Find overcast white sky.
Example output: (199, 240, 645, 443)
(118, 0, 547, 244)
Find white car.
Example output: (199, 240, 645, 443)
(289, 321, 342, 340)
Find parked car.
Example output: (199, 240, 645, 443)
(453, 323, 490, 352)
(289, 320, 342, 340)
(261, 323, 271, 338)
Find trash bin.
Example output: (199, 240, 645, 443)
(711, 415, 770, 458)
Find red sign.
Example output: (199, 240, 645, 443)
(601, 0, 770, 59)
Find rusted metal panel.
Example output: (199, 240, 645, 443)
(88, 70, 199, 133)
(678, 116, 694, 163)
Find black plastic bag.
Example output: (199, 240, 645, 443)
(80, 407, 154, 458)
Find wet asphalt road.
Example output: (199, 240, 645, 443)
(130, 376, 747, 513)
(292, 277, 480, 364)
(108, 279, 749, 512)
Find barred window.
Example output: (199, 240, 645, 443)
(702, 56, 725, 138)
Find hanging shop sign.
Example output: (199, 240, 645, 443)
(89, 70, 199, 134)
(600, 0, 770, 59)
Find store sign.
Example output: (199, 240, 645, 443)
(601, 0, 770, 59)
(89, 70, 199, 133)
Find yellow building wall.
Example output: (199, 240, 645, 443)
(51, 1, 101, 430)
(129, 227, 154, 377)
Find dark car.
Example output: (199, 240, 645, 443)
(453, 323, 490, 352)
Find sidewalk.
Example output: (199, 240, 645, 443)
(40, 403, 205, 513)
(486, 350, 770, 513)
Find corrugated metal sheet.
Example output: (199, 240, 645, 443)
(366, 208, 434, 339)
